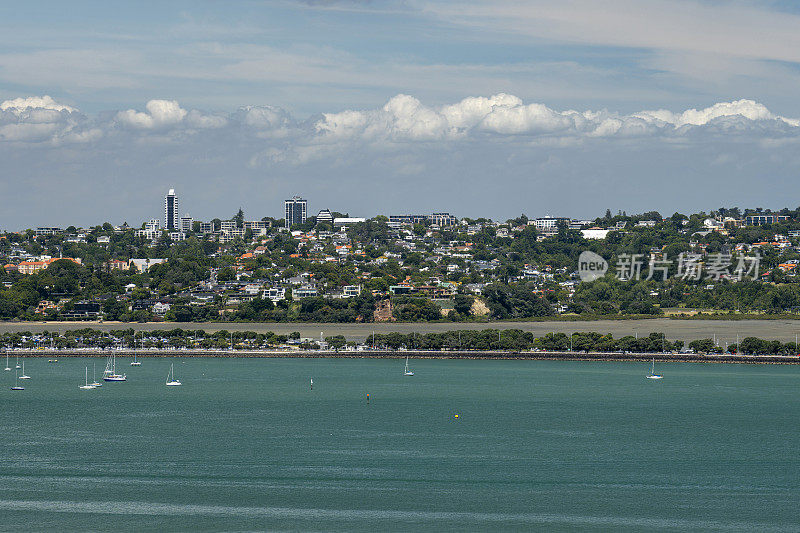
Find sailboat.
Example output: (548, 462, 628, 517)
(403, 355, 414, 376)
(11, 369, 24, 390)
(131, 335, 141, 366)
(166, 363, 181, 386)
(4, 350, 10, 371)
(18, 360, 30, 380)
(90, 362, 102, 387)
(79, 366, 96, 390)
(103, 353, 126, 382)
(646, 357, 663, 380)
(15, 354, 20, 369)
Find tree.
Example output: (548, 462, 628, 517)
(234, 208, 245, 228)
(688, 339, 715, 353)
(325, 335, 347, 351)
(453, 294, 473, 316)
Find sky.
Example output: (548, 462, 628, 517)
(2, 0, 800, 229)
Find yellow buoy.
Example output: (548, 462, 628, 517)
(454, 414, 459, 418)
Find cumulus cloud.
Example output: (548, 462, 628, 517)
(185, 110, 228, 129)
(635, 99, 799, 127)
(116, 99, 188, 129)
(0, 95, 76, 113)
(1, 93, 798, 148)
(0, 95, 87, 143)
(313, 94, 800, 143)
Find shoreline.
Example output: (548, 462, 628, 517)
(5, 319, 800, 344)
(14, 349, 800, 364)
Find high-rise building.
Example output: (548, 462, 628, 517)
(180, 214, 193, 233)
(285, 196, 307, 228)
(316, 209, 333, 226)
(164, 189, 179, 230)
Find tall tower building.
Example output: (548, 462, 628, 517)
(164, 189, 179, 230)
(285, 196, 307, 229)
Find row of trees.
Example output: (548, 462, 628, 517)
(369, 330, 684, 352)
(0, 328, 301, 350)
(4, 327, 799, 355)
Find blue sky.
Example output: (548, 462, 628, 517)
(2, 0, 800, 228)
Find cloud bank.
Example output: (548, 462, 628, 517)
(2, 93, 798, 148)
(2, 93, 800, 229)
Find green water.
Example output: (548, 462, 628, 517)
(1, 357, 799, 531)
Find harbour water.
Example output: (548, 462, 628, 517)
(1, 357, 799, 531)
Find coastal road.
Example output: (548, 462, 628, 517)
(3, 319, 800, 344)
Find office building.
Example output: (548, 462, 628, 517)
(164, 189, 179, 230)
(285, 196, 308, 228)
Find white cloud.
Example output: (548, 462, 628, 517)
(0, 122, 62, 142)
(2, 93, 798, 149)
(635, 99, 799, 127)
(314, 94, 800, 144)
(440, 93, 522, 130)
(116, 99, 187, 129)
(0, 95, 88, 143)
(0, 95, 76, 113)
(185, 110, 228, 129)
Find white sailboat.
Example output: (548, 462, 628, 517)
(166, 363, 181, 386)
(15, 354, 20, 369)
(4, 349, 10, 371)
(18, 360, 30, 380)
(403, 355, 414, 376)
(79, 366, 96, 390)
(11, 368, 24, 390)
(646, 357, 663, 380)
(131, 335, 141, 366)
(90, 362, 102, 387)
(103, 353, 126, 381)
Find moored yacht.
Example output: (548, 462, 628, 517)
(18, 360, 30, 380)
(646, 357, 663, 380)
(79, 366, 96, 390)
(103, 353, 126, 382)
(403, 355, 414, 376)
(11, 369, 24, 390)
(165, 363, 181, 386)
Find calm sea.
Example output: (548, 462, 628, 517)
(1, 357, 799, 531)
